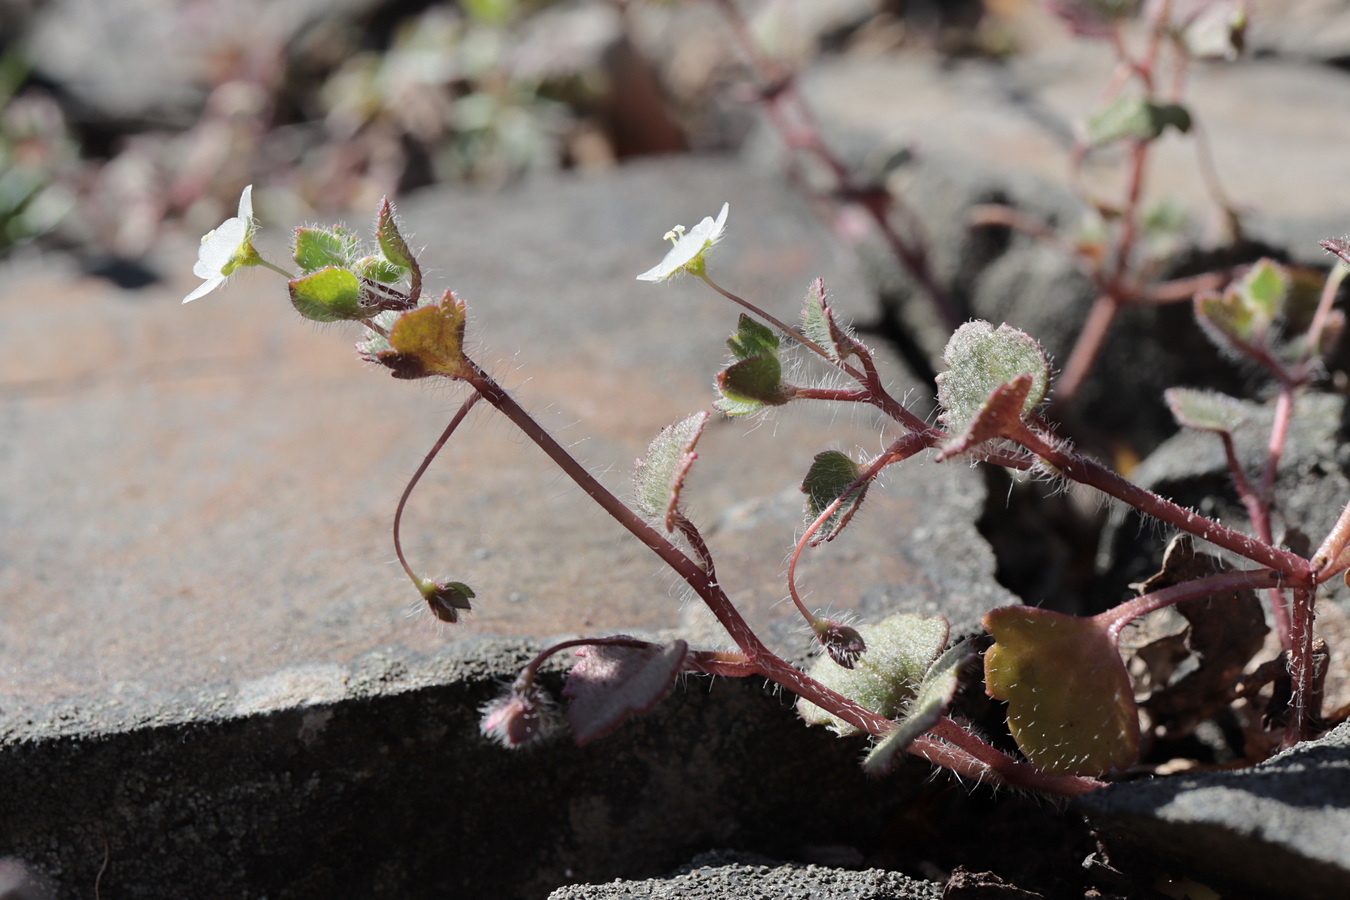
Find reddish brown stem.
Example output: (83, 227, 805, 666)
(392, 392, 483, 586)
(1014, 425, 1310, 580)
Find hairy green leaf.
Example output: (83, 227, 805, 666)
(799, 613, 949, 736)
(726, 314, 779, 360)
(801, 450, 868, 542)
(864, 640, 974, 776)
(293, 226, 357, 273)
(288, 266, 365, 322)
(936, 321, 1050, 433)
(1164, 387, 1250, 434)
(634, 412, 709, 532)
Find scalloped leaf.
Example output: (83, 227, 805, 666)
(634, 412, 709, 532)
(563, 640, 689, 746)
(1195, 259, 1289, 354)
(936, 321, 1050, 433)
(288, 266, 365, 322)
(293, 226, 357, 273)
(801, 450, 868, 543)
(1164, 387, 1250, 434)
(1236, 259, 1288, 334)
(798, 613, 949, 736)
(864, 639, 974, 776)
(384, 290, 470, 379)
(983, 606, 1139, 776)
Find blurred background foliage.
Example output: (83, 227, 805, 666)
(0, 0, 991, 272)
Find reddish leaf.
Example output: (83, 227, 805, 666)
(563, 640, 689, 745)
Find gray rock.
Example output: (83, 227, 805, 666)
(0, 639, 938, 899)
(1099, 391, 1350, 597)
(22, 0, 384, 129)
(1078, 721, 1350, 900)
(1247, 0, 1350, 63)
(767, 41, 1350, 450)
(0, 158, 1012, 897)
(547, 849, 941, 900)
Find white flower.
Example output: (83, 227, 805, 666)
(183, 185, 258, 303)
(636, 202, 729, 283)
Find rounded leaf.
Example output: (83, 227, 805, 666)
(936, 321, 1050, 432)
(983, 606, 1138, 776)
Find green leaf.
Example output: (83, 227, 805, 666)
(726, 314, 780, 360)
(383, 291, 470, 379)
(293, 226, 357, 273)
(801, 450, 868, 543)
(713, 395, 763, 417)
(377, 197, 422, 302)
(1164, 387, 1250, 434)
(354, 255, 406, 284)
(1194, 259, 1290, 353)
(634, 412, 709, 532)
(864, 640, 974, 776)
(1236, 258, 1288, 332)
(288, 266, 365, 322)
(1084, 97, 1191, 146)
(802, 277, 865, 361)
(935, 321, 1050, 433)
(798, 613, 949, 736)
(801, 278, 833, 352)
(937, 374, 1034, 461)
(983, 606, 1139, 776)
(716, 355, 793, 407)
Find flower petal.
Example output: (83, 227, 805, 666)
(636, 202, 729, 283)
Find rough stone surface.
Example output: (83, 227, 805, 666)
(1100, 392, 1350, 600)
(0, 639, 940, 899)
(1077, 722, 1350, 900)
(546, 850, 941, 900)
(767, 29, 1350, 451)
(0, 158, 1009, 897)
(1, 157, 1009, 741)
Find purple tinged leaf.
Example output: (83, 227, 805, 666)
(563, 640, 689, 746)
(936, 374, 1034, 461)
(634, 412, 709, 532)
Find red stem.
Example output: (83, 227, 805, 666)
(1013, 425, 1311, 580)
(392, 392, 482, 585)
